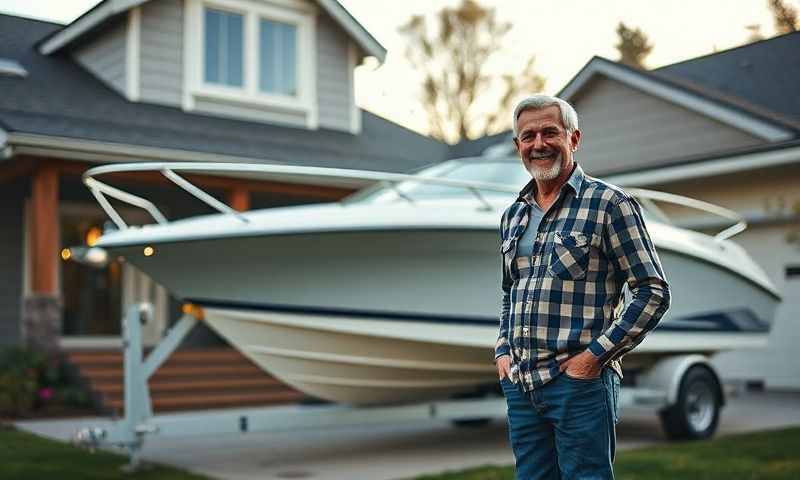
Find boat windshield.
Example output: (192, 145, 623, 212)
(348, 159, 530, 204)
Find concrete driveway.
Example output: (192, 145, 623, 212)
(15, 390, 800, 480)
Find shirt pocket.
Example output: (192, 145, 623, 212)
(548, 231, 591, 280)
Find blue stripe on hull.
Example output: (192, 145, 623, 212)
(188, 298, 769, 333)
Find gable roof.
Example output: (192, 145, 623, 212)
(656, 31, 800, 125)
(0, 13, 445, 174)
(37, 0, 386, 62)
(559, 56, 798, 142)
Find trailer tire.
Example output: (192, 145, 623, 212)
(659, 365, 721, 440)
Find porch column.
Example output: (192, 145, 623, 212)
(23, 164, 62, 353)
(228, 186, 251, 212)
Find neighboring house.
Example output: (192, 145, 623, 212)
(462, 32, 800, 390)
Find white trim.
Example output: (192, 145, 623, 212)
(39, 0, 386, 62)
(39, 0, 148, 55)
(347, 41, 360, 134)
(125, 7, 141, 101)
(305, 8, 318, 129)
(184, 0, 317, 122)
(560, 58, 794, 142)
(6, 132, 373, 189)
(604, 144, 800, 187)
(315, 0, 385, 62)
(182, 0, 198, 111)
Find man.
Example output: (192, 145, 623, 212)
(495, 94, 671, 480)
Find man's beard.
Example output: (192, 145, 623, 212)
(528, 152, 563, 181)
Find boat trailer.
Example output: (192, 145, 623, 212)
(73, 303, 725, 471)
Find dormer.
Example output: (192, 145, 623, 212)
(38, 0, 385, 134)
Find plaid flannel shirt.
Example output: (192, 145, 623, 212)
(495, 162, 671, 391)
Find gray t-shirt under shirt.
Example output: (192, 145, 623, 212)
(515, 202, 545, 258)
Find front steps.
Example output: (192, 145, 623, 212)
(65, 348, 307, 414)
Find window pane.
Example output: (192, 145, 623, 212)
(204, 8, 243, 87)
(259, 19, 297, 96)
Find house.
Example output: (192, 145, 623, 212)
(1, 0, 798, 411)
(0, 0, 453, 356)
(460, 32, 800, 390)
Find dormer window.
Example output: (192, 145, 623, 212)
(204, 8, 244, 87)
(259, 19, 297, 96)
(185, 0, 317, 128)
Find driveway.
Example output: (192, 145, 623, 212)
(15, 390, 800, 480)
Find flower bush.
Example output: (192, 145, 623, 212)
(0, 347, 91, 417)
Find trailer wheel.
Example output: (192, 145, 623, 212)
(659, 365, 721, 440)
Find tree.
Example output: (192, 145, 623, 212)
(768, 0, 799, 33)
(399, 0, 545, 144)
(615, 22, 653, 69)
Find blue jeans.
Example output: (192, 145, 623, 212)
(500, 368, 621, 480)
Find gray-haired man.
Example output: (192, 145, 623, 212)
(495, 94, 671, 479)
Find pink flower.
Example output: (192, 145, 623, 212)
(38, 387, 54, 400)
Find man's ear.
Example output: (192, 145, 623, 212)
(513, 137, 521, 155)
(570, 129, 581, 152)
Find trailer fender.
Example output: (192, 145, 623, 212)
(636, 354, 724, 407)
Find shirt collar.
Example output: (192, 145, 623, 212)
(517, 162, 584, 204)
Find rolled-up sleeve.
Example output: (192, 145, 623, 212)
(588, 195, 671, 364)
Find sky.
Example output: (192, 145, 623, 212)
(0, 0, 786, 137)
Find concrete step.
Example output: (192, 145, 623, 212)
(64, 348, 305, 413)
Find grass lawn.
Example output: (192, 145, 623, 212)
(409, 427, 800, 480)
(0, 425, 212, 480)
(2, 424, 799, 480)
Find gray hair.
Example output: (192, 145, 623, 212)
(512, 94, 579, 137)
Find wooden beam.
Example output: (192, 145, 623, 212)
(30, 165, 59, 295)
(228, 187, 250, 212)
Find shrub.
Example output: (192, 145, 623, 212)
(0, 347, 92, 417)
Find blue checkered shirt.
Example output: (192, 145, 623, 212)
(495, 163, 671, 391)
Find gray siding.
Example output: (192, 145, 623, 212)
(316, 12, 351, 132)
(72, 18, 127, 96)
(0, 182, 26, 347)
(140, 0, 183, 107)
(572, 76, 763, 175)
(194, 97, 307, 127)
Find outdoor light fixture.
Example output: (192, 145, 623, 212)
(66, 246, 109, 268)
(143, 246, 155, 256)
(85, 226, 103, 247)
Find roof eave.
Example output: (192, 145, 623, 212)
(558, 57, 795, 143)
(37, 0, 386, 63)
(38, 0, 146, 55)
(603, 141, 800, 187)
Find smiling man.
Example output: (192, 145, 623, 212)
(495, 95, 671, 480)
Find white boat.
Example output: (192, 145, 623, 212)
(82, 159, 781, 405)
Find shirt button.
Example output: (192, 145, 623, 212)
(522, 327, 529, 335)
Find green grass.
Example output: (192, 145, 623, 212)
(3, 424, 799, 480)
(409, 427, 800, 480)
(0, 425, 212, 480)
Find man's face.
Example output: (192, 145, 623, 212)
(513, 105, 580, 182)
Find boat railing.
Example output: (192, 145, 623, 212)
(82, 161, 519, 230)
(82, 162, 746, 241)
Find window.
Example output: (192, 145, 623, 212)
(204, 8, 244, 87)
(185, 0, 316, 127)
(259, 18, 297, 96)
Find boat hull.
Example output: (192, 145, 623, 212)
(111, 228, 778, 405)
